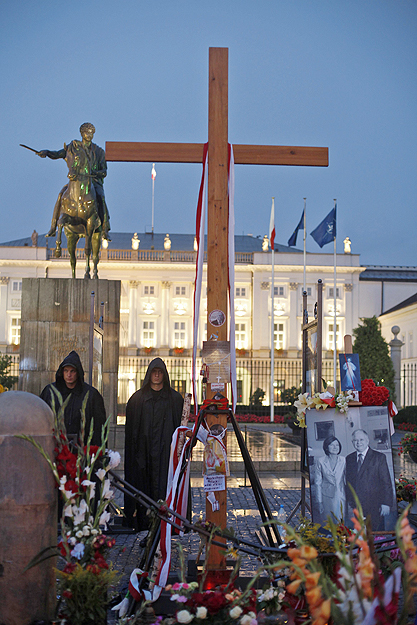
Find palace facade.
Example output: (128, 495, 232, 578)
(1, 232, 416, 411)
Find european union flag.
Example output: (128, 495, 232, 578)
(288, 210, 304, 247)
(310, 206, 336, 248)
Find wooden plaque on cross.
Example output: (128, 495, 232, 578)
(106, 46, 328, 576)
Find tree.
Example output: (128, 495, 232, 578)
(352, 316, 396, 403)
(0, 353, 18, 390)
(249, 387, 265, 406)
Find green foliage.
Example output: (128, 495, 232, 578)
(249, 387, 265, 406)
(281, 385, 302, 405)
(0, 353, 18, 389)
(352, 316, 396, 402)
(393, 406, 417, 425)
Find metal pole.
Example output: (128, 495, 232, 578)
(333, 199, 337, 391)
(270, 198, 275, 423)
(89, 291, 95, 386)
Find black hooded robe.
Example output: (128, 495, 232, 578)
(40, 350, 106, 446)
(124, 358, 184, 530)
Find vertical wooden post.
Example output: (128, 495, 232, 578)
(205, 47, 229, 577)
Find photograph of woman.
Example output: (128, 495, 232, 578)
(315, 435, 346, 523)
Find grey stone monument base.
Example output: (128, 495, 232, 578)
(19, 278, 120, 435)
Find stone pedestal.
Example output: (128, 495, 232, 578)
(0, 391, 56, 625)
(19, 278, 120, 431)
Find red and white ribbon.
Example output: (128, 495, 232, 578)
(192, 143, 209, 413)
(228, 145, 237, 411)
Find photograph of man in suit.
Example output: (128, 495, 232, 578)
(346, 429, 394, 531)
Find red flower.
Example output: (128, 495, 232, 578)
(63, 562, 77, 574)
(64, 479, 79, 494)
(84, 445, 102, 457)
(58, 540, 68, 557)
(63, 589, 73, 599)
(66, 456, 77, 479)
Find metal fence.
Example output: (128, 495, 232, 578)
(117, 355, 339, 415)
(402, 362, 417, 407)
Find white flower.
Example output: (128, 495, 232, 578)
(82, 525, 91, 536)
(240, 616, 253, 625)
(107, 449, 121, 469)
(63, 505, 73, 518)
(71, 542, 85, 560)
(68, 536, 77, 546)
(176, 610, 194, 624)
(96, 468, 106, 481)
(91, 528, 99, 535)
(72, 499, 88, 525)
(99, 511, 111, 529)
(111, 597, 130, 617)
(102, 479, 113, 500)
(230, 606, 243, 619)
(294, 392, 313, 414)
(196, 607, 207, 619)
(75, 530, 84, 539)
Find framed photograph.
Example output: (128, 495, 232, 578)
(304, 320, 318, 397)
(339, 353, 361, 392)
(306, 406, 397, 531)
(314, 420, 335, 442)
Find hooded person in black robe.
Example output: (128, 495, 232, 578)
(123, 357, 184, 531)
(40, 350, 106, 446)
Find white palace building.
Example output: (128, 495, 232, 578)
(0, 231, 416, 411)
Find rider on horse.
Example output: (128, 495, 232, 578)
(38, 122, 111, 241)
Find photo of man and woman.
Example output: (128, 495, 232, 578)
(306, 406, 397, 531)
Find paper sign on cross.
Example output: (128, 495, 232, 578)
(106, 47, 328, 579)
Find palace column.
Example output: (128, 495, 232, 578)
(128, 281, 140, 352)
(161, 281, 171, 349)
(288, 282, 300, 355)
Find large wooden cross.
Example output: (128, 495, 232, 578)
(106, 47, 328, 579)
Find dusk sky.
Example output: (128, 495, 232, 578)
(1, 0, 416, 266)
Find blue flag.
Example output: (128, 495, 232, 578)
(288, 210, 304, 247)
(310, 206, 336, 248)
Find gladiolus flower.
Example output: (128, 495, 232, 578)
(96, 468, 106, 481)
(286, 579, 303, 594)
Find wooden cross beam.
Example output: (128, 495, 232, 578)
(106, 47, 328, 580)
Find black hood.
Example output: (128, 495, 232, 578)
(55, 351, 85, 391)
(141, 357, 170, 389)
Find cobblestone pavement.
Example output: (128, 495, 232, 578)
(106, 427, 417, 622)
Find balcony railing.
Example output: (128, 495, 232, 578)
(46, 248, 253, 264)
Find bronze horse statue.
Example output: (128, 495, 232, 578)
(54, 140, 102, 278)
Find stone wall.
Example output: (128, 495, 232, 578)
(19, 278, 120, 434)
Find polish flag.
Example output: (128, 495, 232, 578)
(151, 163, 156, 180)
(269, 198, 275, 249)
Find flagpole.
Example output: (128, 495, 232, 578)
(270, 198, 275, 424)
(151, 163, 156, 238)
(333, 199, 337, 391)
(303, 198, 306, 292)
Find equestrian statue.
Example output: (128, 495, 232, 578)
(21, 123, 110, 279)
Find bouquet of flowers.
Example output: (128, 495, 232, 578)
(272, 494, 417, 625)
(294, 390, 355, 427)
(18, 388, 121, 624)
(359, 379, 390, 407)
(166, 581, 257, 625)
(398, 432, 417, 456)
(395, 475, 417, 503)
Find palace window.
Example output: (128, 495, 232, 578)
(10, 317, 21, 345)
(274, 286, 285, 297)
(172, 379, 187, 396)
(142, 320, 155, 347)
(236, 287, 246, 297)
(328, 287, 341, 299)
(328, 323, 340, 350)
(144, 285, 155, 295)
(174, 321, 186, 348)
(12, 281, 22, 292)
(175, 286, 187, 296)
(274, 322, 284, 350)
(235, 323, 247, 349)
(300, 286, 312, 297)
